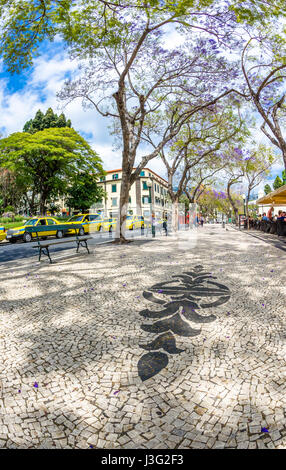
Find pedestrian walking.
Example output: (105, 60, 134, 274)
(163, 218, 168, 236)
(200, 216, 204, 227)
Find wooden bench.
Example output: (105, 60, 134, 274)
(25, 224, 92, 263)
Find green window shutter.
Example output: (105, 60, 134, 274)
(143, 181, 148, 190)
(112, 184, 117, 193)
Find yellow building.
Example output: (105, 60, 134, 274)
(97, 168, 169, 218)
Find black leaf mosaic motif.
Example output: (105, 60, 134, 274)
(138, 265, 231, 381)
(138, 352, 169, 382)
(139, 332, 184, 355)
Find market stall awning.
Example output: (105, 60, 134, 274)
(256, 184, 286, 205)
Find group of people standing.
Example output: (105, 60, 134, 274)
(196, 215, 204, 227)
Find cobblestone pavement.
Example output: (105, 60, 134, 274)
(0, 225, 285, 449)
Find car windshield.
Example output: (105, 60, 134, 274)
(24, 219, 38, 226)
(126, 216, 133, 220)
(68, 215, 84, 222)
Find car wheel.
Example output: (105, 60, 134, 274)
(79, 227, 85, 236)
(23, 232, 32, 243)
(56, 230, 63, 239)
(98, 226, 102, 232)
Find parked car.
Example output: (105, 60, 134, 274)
(102, 215, 145, 232)
(103, 218, 117, 233)
(5, 217, 62, 243)
(126, 215, 144, 230)
(66, 213, 104, 234)
(0, 226, 6, 242)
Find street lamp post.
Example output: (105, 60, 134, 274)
(147, 180, 155, 237)
(242, 194, 246, 216)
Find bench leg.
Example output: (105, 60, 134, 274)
(76, 240, 90, 254)
(46, 248, 52, 264)
(84, 240, 90, 254)
(39, 247, 52, 263)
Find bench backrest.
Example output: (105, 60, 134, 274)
(25, 223, 83, 234)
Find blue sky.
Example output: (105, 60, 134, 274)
(0, 38, 284, 195)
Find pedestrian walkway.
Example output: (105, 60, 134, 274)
(0, 225, 285, 449)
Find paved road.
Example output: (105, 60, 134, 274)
(0, 229, 151, 264)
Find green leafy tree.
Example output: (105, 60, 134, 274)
(66, 172, 106, 213)
(0, 168, 24, 211)
(23, 108, 71, 133)
(282, 170, 286, 184)
(196, 187, 237, 220)
(243, 145, 276, 228)
(264, 184, 272, 194)
(273, 175, 284, 190)
(0, 128, 105, 215)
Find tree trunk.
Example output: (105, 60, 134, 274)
(246, 190, 250, 230)
(40, 190, 48, 215)
(116, 165, 131, 243)
(227, 182, 239, 224)
(24, 190, 36, 216)
(171, 196, 179, 232)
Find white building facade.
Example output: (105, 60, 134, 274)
(96, 168, 169, 218)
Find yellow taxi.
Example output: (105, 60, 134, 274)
(66, 213, 104, 234)
(103, 217, 117, 233)
(126, 215, 144, 230)
(0, 226, 6, 242)
(5, 217, 61, 243)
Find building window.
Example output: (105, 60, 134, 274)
(112, 198, 117, 207)
(142, 196, 149, 204)
(112, 184, 117, 193)
(142, 181, 148, 191)
(112, 173, 119, 180)
(100, 176, 106, 182)
(140, 171, 145, 177)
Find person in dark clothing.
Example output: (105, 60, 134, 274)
(163, 218, 168, 236)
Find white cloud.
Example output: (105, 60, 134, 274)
(0, 51, 122, 169)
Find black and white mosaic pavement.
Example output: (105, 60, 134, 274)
(0, 225, 285, 449)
